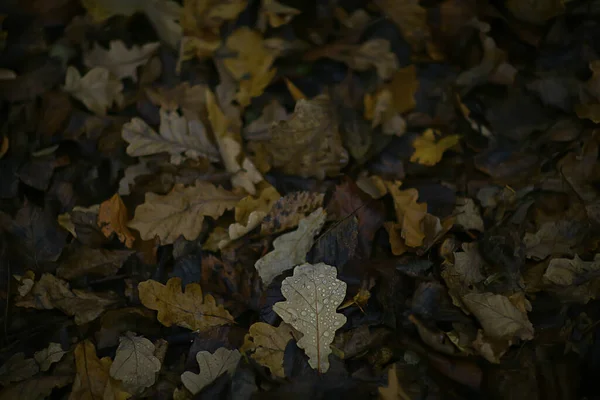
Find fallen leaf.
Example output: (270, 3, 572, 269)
(0, 375, 72, 400)
(388, 65, 419, 114)
(138, 277, 234, 331)
(364, 89, 406, 136)
(63, 66, 123, 116)
(181, 0, 246, 37)
(110, 332, 162, 392)
(128, 181, 242, 244)
(98, 194, 135, 248)
(266, 95, 348, 179)
(260, 191, 324, 235)
(82, 0, 182, 48)
(228, 185, 280, 241)
(339, 287, 370, 313)
(409, 314, 457, 355)
(122, 108, 220, 165)
(506, 0, 564, 24)
(84, 40, 160, 82)
(523, 220, 582, 260)
(328, 39, 399, 80)
(223, 27, 277, 107)
(255, 208, 326, 285)
(0, 353, 39, 385)
(118, 158, 151, 196)
(309, 215, 358, 269)
(386, 183, 427, 247)
(454, 198, 485, 232)
(472, 329, 511, 364)
(441, 242, 485, 307)
(273, 263, 347, 373)
(258, 0, 301, 29)
(15, 273, 119, 325)
(34, 343, 66, 372)
(145, 83, 207, 120)
(543, 254, 600, 303)
(378, 364, 411, 400)
(181, 348, 241, 395)
(410, 129, 460, 166)
(240, 322, 293, 377)
(70, 340, 131, 400)
(462, 292, 534, 340)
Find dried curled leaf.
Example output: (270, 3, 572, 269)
(63, 66, 123, 116)
(462, 292, 534, 340)
(255, 208, 326, 285)
(411, 129, 460, 166)
(241, 322, 293, 377)
(181, 348, 241, 395)
(84, 40, 160, 82)
(122, 108, 219, 165)
(138, 277, 234, 331)
(128, 181, 242, 244)
(110, 332, 162, 392)
(266, 95, 348, 179)
(273, 263, 347, 373)
(260, 191, 324, 235)
(71, 340, 131, 400)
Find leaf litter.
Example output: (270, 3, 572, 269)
(2, 1, 600, 399)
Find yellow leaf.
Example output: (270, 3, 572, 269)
(128, 181, 242, 244)
(389, 65, 419, 114)
(138, 277, 234, 331)
(241, 322, 293, 377)
(410, 129, 460, 166)
(284, 78, 306, 101)
(273, 263, 347, 373)
(63, 66, 123, 116)
(70, 340, 131, 400)
(229, 186, 280, 240)
(98, 194, 135, 248)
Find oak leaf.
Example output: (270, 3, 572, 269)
(273, 263, 347, 373)
(0, 375, 71, 400)
(543, 254, 600, 303)
(266, 95, 349, 179)
(259, 0, 301, 29)
(410, 129, 460, 166)
(0, 353, 38, 385)
(389, 65, 419, 114)
(454, 198, 485, 232)
(57, 248, 133, 280)
(387, 183, 427, 247)
(84, 40, 160, 82)
(329, 39, 398, 80)
(255, 208, 326, 285)
(462, 292, 534, 340)
(363, 89, 406, 136)
(98, 194, 135, 248)
(110, 332, 162, 392)
(70, 340, 131, 400)
(240, 322, 293, 377)
(138, 277, 234, 331)
(122, 108, 219, 165)
(15, 273, 119, 325)
(181, 348, 241, 395)
(128, 181, 241, 244)
(260, 191, 324, 235)
(118, 158, 151, 196)
(34, 343, 66, 372)
(63, 66, 123, 116)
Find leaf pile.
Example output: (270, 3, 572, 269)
(1, 0, 600, 399)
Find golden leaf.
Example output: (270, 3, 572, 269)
(410, 129, 460, 166)
(267, 95, 348, 179)
(109, 332, 162, 393)
(70, 340, 131, 400)
(387, 183, 427, 247)
(255, 208, 326, 285)
(138, 277, 234, 331)
(228, 186, 281, 241)
(241, 322, 293, 377)
(128, 181, 241, 244)
(98, 194, 135, 248)
(273, 263, 347, 373)
(84, 40, 160, 82)
(63, 66, 123, 116)
(181, 348, 241, 395)
(388, 65, 419, 114)
(122, 108, 219, 165)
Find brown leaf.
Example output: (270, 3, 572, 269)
(15, 273, 119, 325)
(34, 343, 66, 372)
(0, 353, 39, 385)
(98, 194, 135, 248)
(240, 322, 293, 377)
(63, 66, 123, 116)
(260, 191, 325, 235)
(128, 181, 242, 244)
(138, 277, 234, 331)
(378, 364, 411, 400)
(70, 340, 131, 400)
(266, 95, 348, 179)
(543, 254, 600, 303)
(0, 375, 72, 400)
(388, 65, 419, 114)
